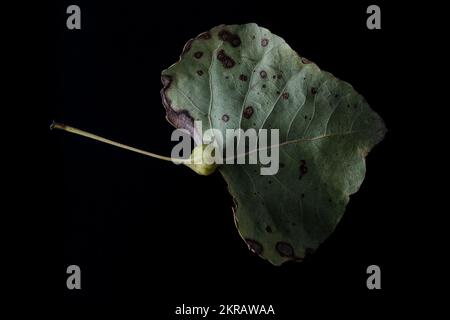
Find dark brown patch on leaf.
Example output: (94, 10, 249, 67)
(311, 87, 318, 95)
(222, 114, 229, 122)
(260, 70, 267, 79)
(160, 75, 195, 137)
(197, 70, 204, 76)
(262, 84, 266, 88)
(245, 238, 263, 255)
(299, 160, 308, 179)
(196, 31, 211, 40)
(217, 49, 235, 68)
(239, 74, 248, 81)
(282, 92, 289, 100)
(194, 51, 203, 59)
(276, 242, 294, 257)
(265, 226, 272, 233)
(218, 29, 241, 47)
(261, 38, 269, 47)
(277, 74, 283, 79)
(243, 106, 254, 119)
(276, 91, 280, 95)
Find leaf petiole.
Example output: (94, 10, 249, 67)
(50, 121, 189, 164)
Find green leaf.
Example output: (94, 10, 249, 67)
(161, 23, 386, 265)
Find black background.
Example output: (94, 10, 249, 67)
(41, 0, 422, 316)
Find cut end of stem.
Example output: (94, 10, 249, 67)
(50, 121, 66, 131)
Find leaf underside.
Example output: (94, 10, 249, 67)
(161, 23, 386, 265)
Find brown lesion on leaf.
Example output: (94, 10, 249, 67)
(311, 87, 318, 95)
(299, 160, 308, 179)
(261, 38, 269, 47)
(275, 241, 294, 257)
(160, 74, 195, 137)
(239, 74, 248, 81)
(243, 106, 254, 119)
(196, 70, 204, 76)
(282, 92, 289, 100)
(194, 51, 203, 59)
(245, 238, 263, 255)
(217, 49, 235, 68)
(259, 70, 267, 79)
(276, 241, 305, 262)
(218, 29, 241, 47)
(301, 57, 313, 64)
(222, 114, 230, 122)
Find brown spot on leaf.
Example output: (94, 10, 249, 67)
(299, 160, 308, 179)
(276, 242, 294, 257)
(243, 106, 254, 119)
(222, 114, 229, 122)
(239, 74, 248, 81)
(218, 29, 241, 47)
(261, 38, 269, 47)
(311, 87, 318, 95)
(301, 57, 312, 64)
(277, 74, 282, 79)
(262, 84, 266, 88)
(245, 239, 263, 255)
(160, 75, 195, 138)
(194, 51, 203, 59)
(217, 49, 235, 68)
(161, 74, 172, 88)
(282, 92, 289, 100)
(197, 70, 204, 76)
(265, 226, 272, 233)
(260, 70, 267, 79)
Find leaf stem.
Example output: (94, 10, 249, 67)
(50, 121, 189, 164)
